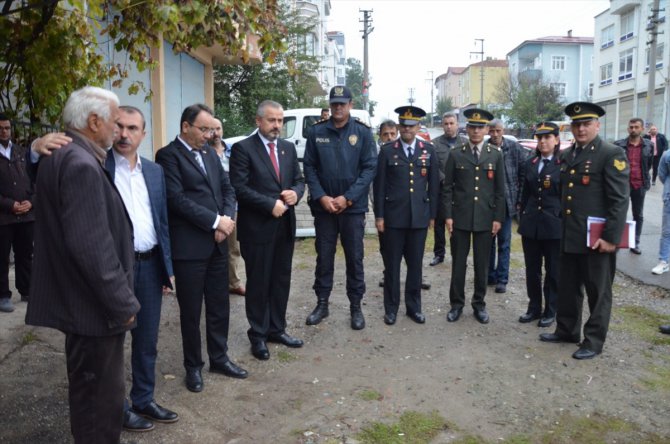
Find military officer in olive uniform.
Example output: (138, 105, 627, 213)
(443, 108, 505, 324)
(374, 106, 439, 325)
(540, 102, 630, 360)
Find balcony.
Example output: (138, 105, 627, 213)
(519, 69, 542, 83)
(610, 0, 641, 15)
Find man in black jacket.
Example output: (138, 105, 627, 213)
(644, 124, 668, 185)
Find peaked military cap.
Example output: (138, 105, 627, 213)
(534, 121, 559, 137)
(463, 108, 494, 127)
(565, 101, 605, 122)
(329, 85, 352, 104)
(394, 105, 426, 126)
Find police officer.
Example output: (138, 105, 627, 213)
(373, 106, 439, 325)
(540, 102, 629, 360)
(517, 122, 562, 328)
(443, 108, 505, 324)
(303, 85, 377, 330)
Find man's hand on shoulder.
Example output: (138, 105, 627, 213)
(32, 132, 72, 156)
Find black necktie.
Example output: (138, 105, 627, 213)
(473, 146, 479, 162)
(407, 146, 413, 159)
(573, 146, 583, 160)
(539, 158, 550, 173)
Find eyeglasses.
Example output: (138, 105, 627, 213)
(189, 123, 214, 134)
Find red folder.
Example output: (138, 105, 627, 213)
(586, 217, 635, 249)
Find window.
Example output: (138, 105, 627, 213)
(588, 82, 594, 98)
(618, 48, 634, 80)
(620, 11, 634, 41)
(551, 55, 566, 70)
(281, 116, 296, 139)
(645, 43, 665, 70)
(551, 82, 567, 97)
(601, 25, 614, 49)
(600, 63, 613, 86)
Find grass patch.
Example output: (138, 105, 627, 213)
(20, 331, 38, 346)
(611, 305, 670, 345)
(276, 350, 297, 363)
(641, 354, 670, 391)
(358, 389, 383, 401)
(356, 410, 447, 444)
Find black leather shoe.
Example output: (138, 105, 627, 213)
(350, 304, 365, 330)
(123, 410, 154, 432)
(407, 312, 425, 324)
(630, 247, 642, 254)
(429, 256, 444, 266)
(383, 313, 396, 325)
(421, 280, 431, 290)
(184, 368, 203, 393)
(210, 360, 249, 379)
(446, 307, 463, 322)
(660, 325, 670, 335)
(538, 316, 555, 328)
(474, 308, 489, 324)
(132, 401, 179, 424)
(572, 347, 600, 360)
(267, 333, 303, 348)
(519, 312, 541, 323)
(539, 332, 579, 343)
(306, 300, 329, 325)
(494, 283, 507, 293)
(251, 341, 270, 360)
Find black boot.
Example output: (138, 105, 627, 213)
(306, 298, 329, 325)
(350, 303, 365, 330)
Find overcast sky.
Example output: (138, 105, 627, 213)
(327, 0, 610, 122)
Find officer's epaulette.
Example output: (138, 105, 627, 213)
(417, 139, 433, 148)
(354, 117, 371, 128)
(531, 156, 539, 164)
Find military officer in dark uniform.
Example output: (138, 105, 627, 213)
(540, 102, 629, 360)
(517, 122, 562, 328)
(442, 108, 505, 324)
(374, 106, 439, 325)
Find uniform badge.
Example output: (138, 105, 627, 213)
(421, 168, 427, 177)
(487, 170, 494, 180)
(349, 134, 358, 146)
(543, 175, 551, 189)
(582, 175, 590, 185)
(614, 159, 627, 171)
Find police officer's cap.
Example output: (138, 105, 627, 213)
(394, 106, 426, 126)
(463, 108, 494, 127)
(534, 122, 559, 137)
(329, 85, 353, 104)
(564, 101, 605, 123)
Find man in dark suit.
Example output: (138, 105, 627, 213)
(644, 124, 668, 185)
(229, 100, 305, 360)
(156, 103, 247, 393)
(0, 113, 34, 313)
(540, 102, 629, 360)
(442, 108, 505, 324)
(373, 106, 439, 325)
(25, 86, 140, 443)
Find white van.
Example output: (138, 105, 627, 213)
(281, 108, 372, 159)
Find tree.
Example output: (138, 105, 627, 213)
(213, 0, 324, 136)
(0, 1, 284, 124)
(494, 74, 564, 129)
(345, 58, 376, 116)
(435, 96, 454, 118)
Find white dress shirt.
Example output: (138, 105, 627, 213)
(112, 150, 158, 252)
(0, 140, 12, 159)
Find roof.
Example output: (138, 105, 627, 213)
(507, 36, 594, 56)
(469, 59, 508, 68)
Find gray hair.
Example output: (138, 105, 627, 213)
(62, 86, 119, 130)
(487, 118, 504, 128)
(257, 100, 283, 118)
(442, 112, 457, 120)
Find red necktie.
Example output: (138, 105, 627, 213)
(268, 142, 280, 179)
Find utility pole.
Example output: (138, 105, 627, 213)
(470, 39, 485, 107)
(426, 70, 434, 126)
(359, 9, 374, 112)
(408, 88, 415, 105)
(646, 0, 662, 127)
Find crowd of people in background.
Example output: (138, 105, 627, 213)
(1, 84, 670, 442)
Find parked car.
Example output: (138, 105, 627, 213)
(417, 125, 431, 141)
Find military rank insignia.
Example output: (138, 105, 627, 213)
(543, 175, 551, 189)
(349, 134, 358, 146)
(614, 159, 627, 171)
(421, 168, 427, 177)
(487, 164, 494, 180)
(582, 175, 590, 185)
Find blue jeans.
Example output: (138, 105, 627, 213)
(488, 215, 512, 284)
(659, 197, 670, 262)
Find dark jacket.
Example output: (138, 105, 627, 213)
(0, 143, 34, 226)
(230, 133, 305, 244)
(303, 116, 377, 214)
(643, 132, 668, 157)
(493, 137, 527, 217)
(26, 130, 139, 336)
(517, 155, 562, 240)
(373, 138, 440, 229)
(431, 134, 468, 183)
(155, 137, 236, 261)
(560, 136, 630, 254)
(614, 137, 653, 190)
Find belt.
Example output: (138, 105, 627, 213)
(135, 245, 159, 261)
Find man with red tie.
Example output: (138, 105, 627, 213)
(229, 100, 305, 361)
